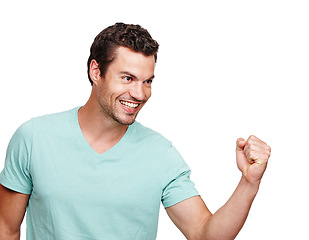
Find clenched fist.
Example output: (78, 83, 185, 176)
(236, 135, 271, 184)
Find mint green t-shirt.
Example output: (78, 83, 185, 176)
(0, 107, 199, 240)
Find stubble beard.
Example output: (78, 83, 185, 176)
(98, 99, 139, 126)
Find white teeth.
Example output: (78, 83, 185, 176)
(120, 101, 139, 108)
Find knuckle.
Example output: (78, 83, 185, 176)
(246, 142, 256, 151)
(248, 135, 257, 141)
(246, 138, 254, 147)
(248, 148, 270, 162)
(247, 149, 256, 159)
(262, 152, 270, 161)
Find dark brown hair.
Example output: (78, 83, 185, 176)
(87, 22, 159, 85)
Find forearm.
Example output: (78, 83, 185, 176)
(200, 176, 260, 240)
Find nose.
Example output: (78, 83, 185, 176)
(129, 82, 149, 102)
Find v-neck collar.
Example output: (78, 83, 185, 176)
(71, 107, 134, 159)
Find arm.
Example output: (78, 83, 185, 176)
(0, 184, 30, 240)
(166, 135, 271, 240)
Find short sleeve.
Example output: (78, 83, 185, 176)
(161, 145, 199, 208)
(0, 120, 33, 194)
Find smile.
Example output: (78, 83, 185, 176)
(120, 100, 139, 109)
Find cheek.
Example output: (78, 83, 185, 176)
(97, 83, 108, 101)
(99, 81, 120, 100)
(145, 88, 152, 100)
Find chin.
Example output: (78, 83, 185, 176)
(119, 120, 135, 125)
(114, 115, 137, 126)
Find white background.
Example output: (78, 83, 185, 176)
(0, 0, 308, 239)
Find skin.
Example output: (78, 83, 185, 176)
(166, 135, 271, 239)
(0, 185, 29, 240)
(78, 47, 155, 154)
(0, 46, 271, 240)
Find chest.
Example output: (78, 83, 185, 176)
(29, 146, 163, 215)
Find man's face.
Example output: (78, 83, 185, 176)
(95, 46, 155, 125)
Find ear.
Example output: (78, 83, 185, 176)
(89, 59, 101, 86)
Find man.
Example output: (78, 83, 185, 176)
(0, 23, 271, 240)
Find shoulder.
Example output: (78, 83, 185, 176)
(11, 107, 78, 142)
(131, 121, 171, 147)
(8, 119, 33, 148)
(31, 107, 77, 126)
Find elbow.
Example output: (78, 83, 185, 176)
(190, 214, 213, 240)
(194, 214, 237, 240)
(0, 233, 20, 240)
(0, 224, 20, 240)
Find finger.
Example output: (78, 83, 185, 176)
(247, 150, 264, 165)
(244, 144, 271, 158)
(244, 145, 270, 165)
(236, 138, 246, 151)
(245, 136, 271, 156)
(246, 135, 269, 150)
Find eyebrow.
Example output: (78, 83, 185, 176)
(120, 71, 155, 81)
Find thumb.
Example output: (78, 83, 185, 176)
(236, 138, 246, 151)
(236, 138, 249, 174)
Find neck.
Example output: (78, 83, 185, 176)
(78, 92, 129, 154)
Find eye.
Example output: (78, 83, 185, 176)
(144, 79, 153, 85)
(123, 76, 133, 81)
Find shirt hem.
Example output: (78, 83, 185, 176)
(0, 178, 32, 195)
(162, 191, 200, 208)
